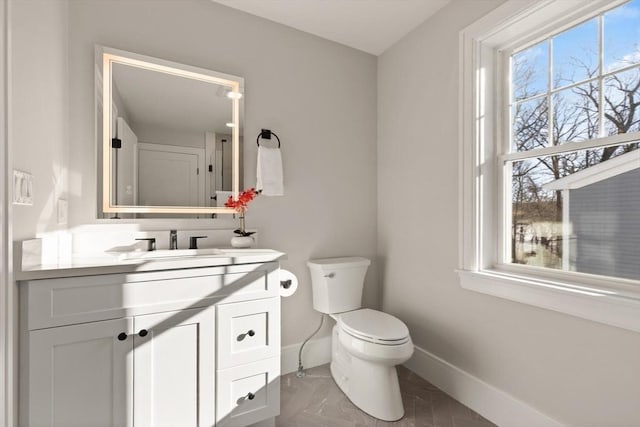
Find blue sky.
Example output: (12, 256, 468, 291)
(513, 0, 640, 100)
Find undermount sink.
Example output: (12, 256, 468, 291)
(119, 248, 223, 260)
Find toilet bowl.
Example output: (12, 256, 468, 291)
(330, 309, 413, 421)
(307, 257, 414, 422)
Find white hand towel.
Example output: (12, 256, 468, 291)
(256, 146, 284, 196)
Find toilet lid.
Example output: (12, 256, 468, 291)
(338, 309, 409, 343)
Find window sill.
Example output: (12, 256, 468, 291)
(458, 269, 640, 333)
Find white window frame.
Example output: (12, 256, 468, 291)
(458, 0, 640, 333)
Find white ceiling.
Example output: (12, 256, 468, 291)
(210, 0, 450, 55)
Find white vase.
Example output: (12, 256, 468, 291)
(230, 235, 254, 248)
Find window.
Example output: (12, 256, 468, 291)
(459, 0, 640, 332)
(506, 0, 640, 280)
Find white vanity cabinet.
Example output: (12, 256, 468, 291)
(19, 260, 281, 427)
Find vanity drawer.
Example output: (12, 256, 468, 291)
(217, 298, 280, 369)
(24, 264, 279, 330)
(216, 356, 280, 427)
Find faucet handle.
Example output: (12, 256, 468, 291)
(135, 238, 156, 252)
(169, 229, 178, 249)
(189, 236, 208, 250)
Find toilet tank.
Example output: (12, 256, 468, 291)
(307, 257, 371, 314)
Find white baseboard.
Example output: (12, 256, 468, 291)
(281, 335, 332, 375)
(404, 345, 564, 427)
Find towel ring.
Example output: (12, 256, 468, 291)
(256, 129, 281, 148)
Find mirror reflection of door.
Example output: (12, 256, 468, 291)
(137, 143, 204, 207)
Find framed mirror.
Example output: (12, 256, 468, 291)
(97, 46, 244, 217)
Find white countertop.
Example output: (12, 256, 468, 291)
(16, 248, 286, 281)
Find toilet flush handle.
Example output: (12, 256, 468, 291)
(324, 272, 335, 278)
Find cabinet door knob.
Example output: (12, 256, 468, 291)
(117, 332, 128, 341)
(139, 329, 148, 337)
(247, 392, 255, 400)
(247, 330, 255, 337)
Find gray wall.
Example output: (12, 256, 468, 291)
(10, 0, 68, 241)
(571, 167, 640, 280)
(66, 0, 379, 346)
(377, 1, 640, 425)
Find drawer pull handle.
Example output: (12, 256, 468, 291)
(236, 330, 256, 342)
(139, 329, 149, 337)
(117, 332, 128, 341)
(324, 273, 335, 278)
(247, 392, 255, 400)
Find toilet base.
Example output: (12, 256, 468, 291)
(330, 325, 406, 422)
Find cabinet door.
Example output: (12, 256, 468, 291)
(133, 306, 215, 427)
(26, 318, 133, 427)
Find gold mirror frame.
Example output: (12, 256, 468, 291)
(100, 47, 243, 215)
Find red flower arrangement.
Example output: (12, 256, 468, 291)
(224, 188, 260, 236)
(224, 188, 258, 213)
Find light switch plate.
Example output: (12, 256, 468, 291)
(57, 199, 68, 225)
(13, 170, 34, 205)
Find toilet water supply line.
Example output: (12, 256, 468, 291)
(297, 313, 325, 378)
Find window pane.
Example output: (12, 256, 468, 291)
(553, 82, 599, 144)
(511, 156, 563, 270)
(553, 18, 598, 88)
(510, 145, 640, 280)
(513, 97, 548, 152)
(603, 67, 640, 136)
(512, 41, 548, 101)
(604, 0, 640, 73)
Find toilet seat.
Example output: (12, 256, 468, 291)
(337, 308, 410, 346)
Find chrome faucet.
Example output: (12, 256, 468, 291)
(169, 230, 178, 250)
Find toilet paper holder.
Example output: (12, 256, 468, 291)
(278, 269, 298, 298)
(280, 279, 292, 289)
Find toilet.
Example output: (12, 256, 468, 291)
(307, 257, 413, 421)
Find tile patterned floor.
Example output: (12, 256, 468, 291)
(276, 364, 496, 427)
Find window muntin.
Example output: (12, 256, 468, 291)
(505, 0, 640, 280)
